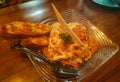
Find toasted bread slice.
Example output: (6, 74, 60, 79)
(0, 21, 51, 39)
(21, 36, 49, 48)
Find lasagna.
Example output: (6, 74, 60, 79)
(44, 22, 98, 68)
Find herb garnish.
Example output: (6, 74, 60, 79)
(59, 33, 72, 44)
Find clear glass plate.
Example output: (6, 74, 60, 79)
(25, 9, 119, 82)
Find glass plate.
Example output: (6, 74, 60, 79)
(25, 9, 119, 82)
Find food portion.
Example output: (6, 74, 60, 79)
(21, 36, 49, 47)
(45, 22, 98, 67)
(0, 21, 98, 68)
(0, 21, 51, 39)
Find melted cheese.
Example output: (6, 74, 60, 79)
(46, 22, 98, 68)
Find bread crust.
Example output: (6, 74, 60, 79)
(0, 21, 51, 39)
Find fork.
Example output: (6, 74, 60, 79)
(10, 42, 78, 78)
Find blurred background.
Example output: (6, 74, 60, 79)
(0, 0, 31, 8)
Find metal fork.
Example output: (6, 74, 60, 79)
(10, 42, 78, 78)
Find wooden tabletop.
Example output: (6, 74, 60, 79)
(0, 0, 120, 82)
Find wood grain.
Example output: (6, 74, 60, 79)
(0, 0, 120, 82)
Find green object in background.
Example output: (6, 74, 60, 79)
(92, 0, 119, 8)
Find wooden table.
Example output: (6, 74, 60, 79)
(0, 0, 120, 82)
